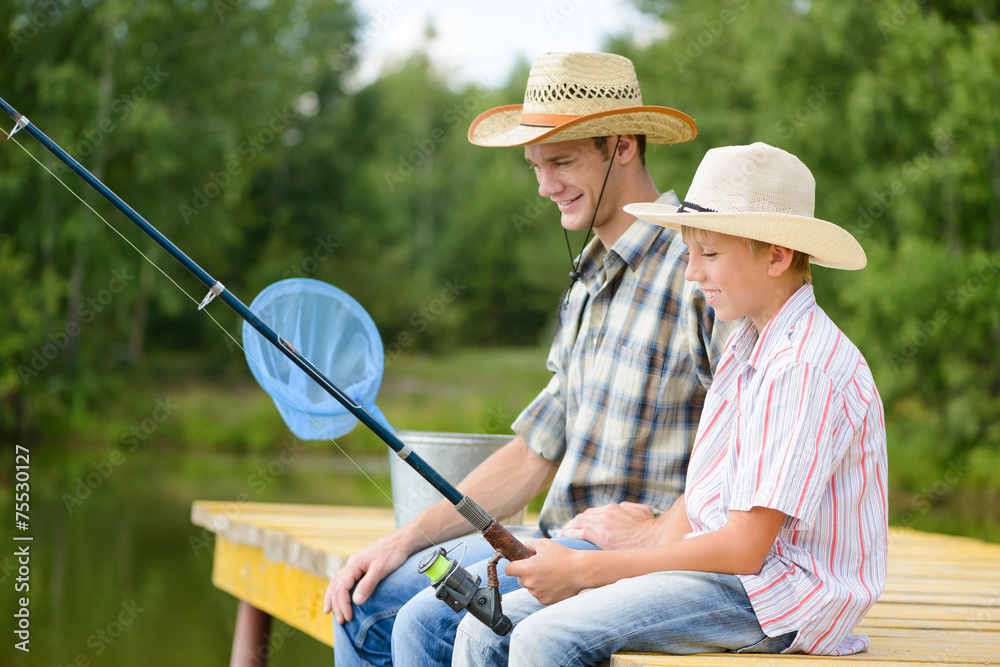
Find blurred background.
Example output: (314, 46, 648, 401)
(2, 0, 998, 663)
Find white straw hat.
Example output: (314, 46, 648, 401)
(624, 142, 867, 270)
(468, 52, 697, 147)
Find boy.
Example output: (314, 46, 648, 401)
(453, 142, 887, 665)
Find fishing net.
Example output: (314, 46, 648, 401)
(242, 278, 390, 440)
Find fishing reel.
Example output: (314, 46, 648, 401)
(418, 548, 513, 636)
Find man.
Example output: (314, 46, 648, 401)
(324, 51, 732, 666)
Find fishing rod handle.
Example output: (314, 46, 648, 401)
(455, 495, 533, 561)
(482, 519, 534, 562)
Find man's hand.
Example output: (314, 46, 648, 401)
(557, 502, 658, 549)
(323, 533, 411, 624)
(504, 539, 588, 605)
(322, 437, 555, 623)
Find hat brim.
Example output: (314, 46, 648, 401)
(468, 104, 698, 147)
(624, 203, 867, 271)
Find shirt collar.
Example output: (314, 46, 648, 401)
(577, 190, 680, 294)
(730, 283, 817, 368)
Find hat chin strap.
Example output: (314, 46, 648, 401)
(565, 135, 622, 284)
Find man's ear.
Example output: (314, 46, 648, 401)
(767, 245, 796, 277)
(615, 134, 641, 165)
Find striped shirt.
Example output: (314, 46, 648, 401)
(685, 284, 888, 655)
(514, 192, 734, 536)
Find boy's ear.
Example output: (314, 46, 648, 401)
(767, 245, 796, 277)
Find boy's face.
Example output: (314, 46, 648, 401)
(683, 229, 780, 331)
(524, 138, 619, 234)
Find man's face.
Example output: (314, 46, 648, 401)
(524, 138, 616, 233)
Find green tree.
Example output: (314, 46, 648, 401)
(1, 0, 359, 437)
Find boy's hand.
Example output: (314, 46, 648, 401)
(504, 539, 588, 605)
(557, 502, 658, 549)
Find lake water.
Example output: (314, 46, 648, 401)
(3, 444, 391, 666)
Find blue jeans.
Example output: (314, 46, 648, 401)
(332, 530, 590, 667)
(453, 570, 796, 667)
(391, 536, 598, 667)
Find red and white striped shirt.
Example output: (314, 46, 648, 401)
(685, 285, 888, 655)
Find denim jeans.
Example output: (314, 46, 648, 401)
(332, 529, 591, 667)
(391, 536, 598, 667)
(453, 570, 796, 667)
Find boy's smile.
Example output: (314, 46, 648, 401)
(683, 229, 800, 333)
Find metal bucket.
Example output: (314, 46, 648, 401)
(389, 430, 527, 529)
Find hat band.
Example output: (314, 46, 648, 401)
(520, 113, 578, 128)
(677, 200, 717, 213)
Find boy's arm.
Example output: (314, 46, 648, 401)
(507, 505, 784, 605)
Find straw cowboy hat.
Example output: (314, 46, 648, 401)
(468, 52, 697, 147)
(624, 142, 867, 270)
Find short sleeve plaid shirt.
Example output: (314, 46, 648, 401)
(514, 192, 734, 535)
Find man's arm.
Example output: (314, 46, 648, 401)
(324, 435, 557, 623)
(556, 493, 692, 549)
(507, 505, 784, 605)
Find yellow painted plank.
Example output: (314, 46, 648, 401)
(857, 627, 1000, 641)
(611, 633, 1000, 665)
(212, 534, 335, 647)
(878, 591, 995, 607)
(857, 617, 1000, 632)
(864, 602, 1000, 622)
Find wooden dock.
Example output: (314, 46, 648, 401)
(191, 501, 1000, 666)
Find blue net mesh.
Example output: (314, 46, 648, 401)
(241, 279, 390, 440)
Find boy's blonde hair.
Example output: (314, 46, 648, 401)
(682, 226, 812, 282)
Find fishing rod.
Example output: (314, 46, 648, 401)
(1, 97, 529, 634)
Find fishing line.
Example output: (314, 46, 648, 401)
(3, 102, 532, 573)
(4, 122, 436, 541)
(562, 135, 622, 305)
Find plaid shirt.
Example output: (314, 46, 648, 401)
(514, 193, 734, 535)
